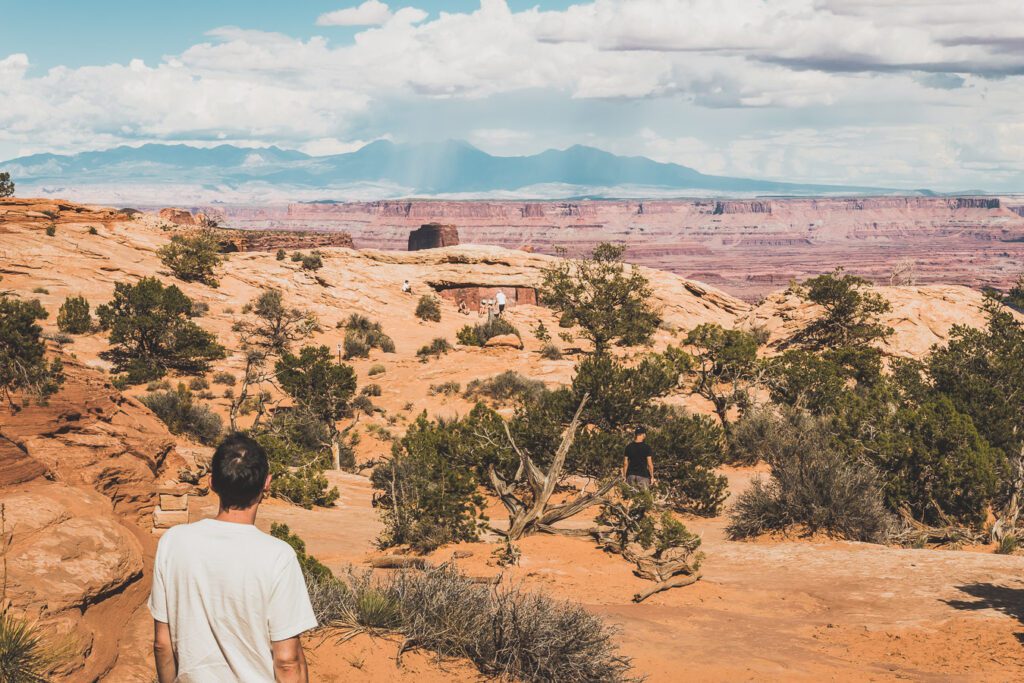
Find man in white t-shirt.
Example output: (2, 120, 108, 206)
(149, 433, 318, 682)
(495, 290, 507, 317)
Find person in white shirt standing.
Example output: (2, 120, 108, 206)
(495, 289, 507, 317)
(149, 433, 318, 682)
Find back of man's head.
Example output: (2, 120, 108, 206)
(211, 433, 269, 510)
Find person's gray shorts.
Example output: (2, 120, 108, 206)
(626, 474, 651, 489)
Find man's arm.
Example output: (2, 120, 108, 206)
(647, 456, 655, 483)
(272, 636, 309, 683)
(622, 456, 629, 479)
(153, 620, 176, 683)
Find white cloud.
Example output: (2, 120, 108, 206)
(0, 0, 1022, 190)
(316, 1, 426, 27)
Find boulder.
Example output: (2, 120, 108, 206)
(158, 207, 198, 225)
(484, 334, 524, 350)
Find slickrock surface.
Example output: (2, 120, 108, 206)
(739, 284, 1012, 359)
(4, 196, 1024, 681)
(210, 196, 1024, 300)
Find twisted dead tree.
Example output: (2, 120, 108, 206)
(593, 489, 704, 603)
(488, 394, 616, 540)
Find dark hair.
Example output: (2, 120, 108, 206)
(634, 425, 647, 436)
(211, 433, 269, 510)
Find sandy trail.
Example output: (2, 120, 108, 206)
(190, 469, 1024, 682)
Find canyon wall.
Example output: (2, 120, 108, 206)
(202, 196, 1024, 301)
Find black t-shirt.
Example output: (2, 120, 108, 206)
(624, 441, 652, 477)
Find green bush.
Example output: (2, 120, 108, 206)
(0, 171, 13, 198)
(57, 295, 92, 334)
(351, 394, 375, 415)
(97, 278, 225, 384)
(188, 376, 209, 391)
(539, 342, 563, 360)
(368, 363, 386, 376)
(726, 409, 893, 542)
(87, 226, 99, 235)
(456, 317, 520, 346)
(300, 252, 323, 271)
(158, 231, 223, 286)
(343, 314, 395, 357)
(290, 251, 303, 262)
(361, 383, 382, 397)
(0, 610, 62, 682)
(269, 522, 335, 586)
(464, 371, 544, 404)
(252, 411, 341, 508)
(415, 295, 441, 322)
(276, 249, 286, 261)
(429, 381, 461, 396)
(416, 337, 451, 362)
(212, 371, 236, 386)
(140, 384, 223, 445)
(371, 414, 485, 552)
(44, 224, 55, 237)
(0, 295, 64, 407)
(30, 287, 48, 295)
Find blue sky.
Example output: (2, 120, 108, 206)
(1, 1, 1023, 191)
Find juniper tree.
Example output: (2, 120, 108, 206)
(0, 295, 64, 409)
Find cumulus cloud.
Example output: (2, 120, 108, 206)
(0, 0, 1022, 190)
(317, 1, 392, 27)
(316, 1, 427, 27)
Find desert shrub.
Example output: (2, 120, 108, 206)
(57, 295, 92, 334)
(0, 610, 62, 682)
(371, 414, 485, 552)
(146, 380, 171, 391)
(212, 371, 236, 386)
(456, 317, 520, 347)
(47, 332, 73, 346)
(343, 314, 395, 357)
(30, 287, 48, 295)
(97, 277, 225, 384)
(360, 383, 382, 397)
(368, 363, 386, 376)
(141, 384, 222, 445)
(726, 409, 893, 542)
(189, 301, 209, 318)
(351, 394, 375, 415)
(87, 226, 98, 235)
(540, 242, 660, 354)
(0, 295, 64, 407)
(158, 231, 223, 286)
(540, 342, 563, 360)
(0, 171, 13, 198)
(415, 295, 441, 322)
(290, 251, 303, 262)
(464, 370, 544, 404)
(253, 410, 342, 508)
(386, 565, 633, 682)
(188, 376, 209, 391)
(276, 249, 286, 261)
(44, 225, 55, 237)
(533, 320, 551, 343)
(343, 331, 370, 359)
(222, 387, 234, 399)
(269, 522, 335, 586)
(429, 381, 461, 396)
(300, 252, 323, 271)
(416, 337, 451, 362)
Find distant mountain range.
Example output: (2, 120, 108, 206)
(0, 140, 922, 203)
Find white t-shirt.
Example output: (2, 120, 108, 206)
(495, 291, 507, 305)
(148, 519, 318, 683)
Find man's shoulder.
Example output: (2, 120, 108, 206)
(158, 520, 297, 560)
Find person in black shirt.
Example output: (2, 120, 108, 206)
(622, 426, 654, 488)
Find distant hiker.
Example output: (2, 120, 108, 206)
(495, 290, 507, 316)
(622, 426, 655, 488)
(401, 279, 411, 294)
(150, 434, 317, 683)
(458, 299, 469, 315)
